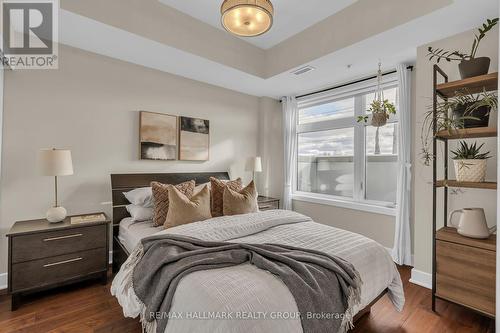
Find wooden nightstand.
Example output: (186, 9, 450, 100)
(258, 196, 280, 211)
(435, 227, 496, 317)
(6, 213, 110, 310)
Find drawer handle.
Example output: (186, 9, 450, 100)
(259, 205, 272, 209)
(43, 233, 83, 242)
(43, 257, 83, 268)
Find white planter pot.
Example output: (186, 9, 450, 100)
(453, 159, 487, 182)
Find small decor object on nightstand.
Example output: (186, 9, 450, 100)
(71, 213, 107, 225)
(38, 149, 74, 223)
(449, 208, 496, 239)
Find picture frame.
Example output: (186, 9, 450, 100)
(139, 111, 178, 161)
(179, 116, 210, 161)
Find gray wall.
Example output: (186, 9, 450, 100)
(0, 44, 261, 274)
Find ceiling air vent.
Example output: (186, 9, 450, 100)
(291, 66, 315, 76)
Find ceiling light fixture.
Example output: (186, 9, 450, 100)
(221, 0, 274, 37)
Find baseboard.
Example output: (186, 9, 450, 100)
(409, 268, 432, 289)
(0, 251, 113, 292)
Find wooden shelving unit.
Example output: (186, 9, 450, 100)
(435, 127, 498, 140)
(436, 72, 498, 97)
(435, 180, 497, 190)
(431, 65, 497, 318)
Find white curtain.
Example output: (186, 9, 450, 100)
(392, 64, 412, 266)
(281, 96, 298, 210)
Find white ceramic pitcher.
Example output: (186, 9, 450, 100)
(449, 208, 496, 239)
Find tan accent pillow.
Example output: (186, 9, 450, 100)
(151, 180, 195, 227)
(223, 181, 259, 216)
(165, 185, 212, 228)
(210, 177, 242, 217)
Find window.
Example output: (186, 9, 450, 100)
(295, 78, 399, 213)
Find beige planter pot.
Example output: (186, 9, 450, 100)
(371, 112, 387, 127)
(453, 159, 487, 182)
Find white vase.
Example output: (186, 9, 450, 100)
(453, 159, 487, 182)
(46, 206, 67, 223)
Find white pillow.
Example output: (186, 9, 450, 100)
(126, 204, 153, 222)
(123, 187, 153, 207)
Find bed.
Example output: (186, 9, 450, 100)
(110, 172, 404, 333)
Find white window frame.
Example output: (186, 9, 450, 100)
(293, 74, 399, 216)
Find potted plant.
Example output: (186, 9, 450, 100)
(357, 99, 397, 127)
(420, 104, 472, 166)
(427, 18, 499, 79)
(451, 89, 498, 128)
(451, 141, 491, 182)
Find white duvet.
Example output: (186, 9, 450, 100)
(111, 210, 404, 333)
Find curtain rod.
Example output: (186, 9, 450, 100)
(289, 65, 414, 101)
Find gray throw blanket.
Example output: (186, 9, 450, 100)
(132, 234, 362, 333)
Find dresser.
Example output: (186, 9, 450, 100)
(257, 196, 280, 211)
(7, 214, 110, 310)
(435, 227, 496, 317)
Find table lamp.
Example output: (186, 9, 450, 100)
(39, 149, 74, 223)
(246, 156, 262, 181)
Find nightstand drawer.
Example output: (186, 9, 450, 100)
(11, 224, 107, 263)
(11, 247, 107, 292)
(436, 240, 495, 316)
(258, 200, 279, 211)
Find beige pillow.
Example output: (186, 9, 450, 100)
(210, 177, 242, 217)
(165, 185, 212, 229)
(223, 181, 259, 216)
(151, 180, 195, 227)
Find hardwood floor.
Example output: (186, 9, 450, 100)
(0, 266, 494, 333)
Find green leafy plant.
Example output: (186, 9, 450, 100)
(451, 141, 491, 160)
(441, 89, 497, 125)
(420, 105, 473, 166)
(420, 89, 497, 165)
(458, 89, 498, 115)
(427, 18, 499, 62)
(356, 99, 397, 123)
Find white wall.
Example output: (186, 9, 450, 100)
(413, 27, 499, 278)
(0, 44, 261, 274)
(293, 200, 396, 247)
(257, 97, 283, 199)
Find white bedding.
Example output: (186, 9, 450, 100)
(112, 210, 404, 333)
(118, 218, 161, 253)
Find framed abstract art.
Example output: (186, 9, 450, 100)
(139, 111, 178, 160)
(179, 116, 210, 161)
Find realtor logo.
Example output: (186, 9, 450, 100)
(1, 0, 58, 69)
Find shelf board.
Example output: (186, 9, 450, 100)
(435, 127, 497, 140)
(436, 72, 498, 97)
(436, 227, 496, 251)
(435, 180, 497, 189)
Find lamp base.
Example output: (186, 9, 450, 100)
(46, 206, 67, 223)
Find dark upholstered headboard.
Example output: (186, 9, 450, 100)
(110, 172, 230, 225)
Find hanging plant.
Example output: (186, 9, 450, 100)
(357, 62, 397, 127)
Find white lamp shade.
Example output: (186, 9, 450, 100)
(39, 149, 74, 176)
(253, 157, 263, 173)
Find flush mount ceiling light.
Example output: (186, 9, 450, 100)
(221, 0, 274, 37)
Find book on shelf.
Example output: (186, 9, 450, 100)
(70, 213, 106, 224)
